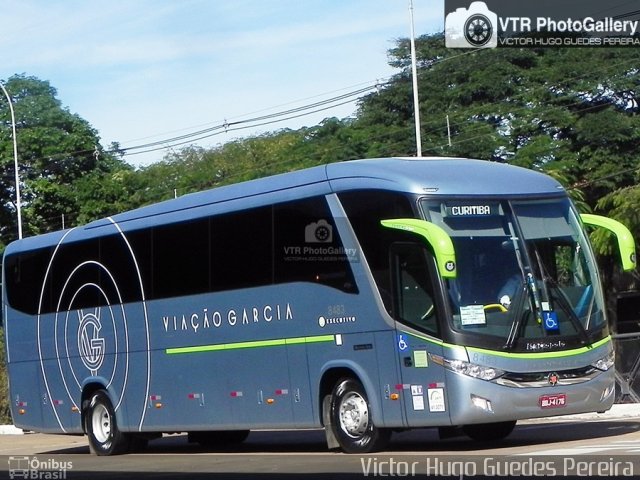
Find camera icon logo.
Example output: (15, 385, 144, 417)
(445, 1, 498, 49)
(305, 219, 333, 243)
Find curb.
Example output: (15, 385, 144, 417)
(520, 403, 638, 424)
(0, 425, 23, 435)
(549, 403, 638, 421)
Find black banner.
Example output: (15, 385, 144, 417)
(444, 0, 640, 48)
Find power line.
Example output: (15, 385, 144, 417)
(117, 85, 376, 156)
(124, 96, 364, 156)
(114, 84, 376, 155)
(112, 80, 385, 147)
(0, 81, 382, 165)
(83, 48, 481, 159)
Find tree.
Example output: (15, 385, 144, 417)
(358, 36, 640, 200)
(0, 75, 131, 246)
(355, 35, 640, 288)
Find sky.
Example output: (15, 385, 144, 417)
(0, 1, 444, 166)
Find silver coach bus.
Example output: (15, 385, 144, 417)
(3, 158, 636, 454)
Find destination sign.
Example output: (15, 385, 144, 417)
(444, 204, 499, 217)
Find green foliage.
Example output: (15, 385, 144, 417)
(593, 184, 640, 269)
(355, 36, 640, 277)
(0, 75, 131, 243)
(365, 36, 640, 194)
(0, 329, 10, 424)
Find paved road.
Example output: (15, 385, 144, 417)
(0, 411, 639, 479)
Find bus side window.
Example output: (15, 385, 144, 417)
(273, 197, 357, 293)
(338, 190, 416, 315)
(389, 242, 438, 337)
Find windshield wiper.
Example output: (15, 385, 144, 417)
(530, 246, 590, 345)
(503, 280, 528, 350)
(543, 274, 591, 346)
(504, 272, 542, 350)
(526, 272, 544, 325)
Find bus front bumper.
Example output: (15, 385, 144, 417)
(445, 368, 615, 425)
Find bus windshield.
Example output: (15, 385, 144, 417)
(421, 198, 606, 352)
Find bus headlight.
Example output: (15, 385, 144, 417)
(592, 351, 615, 371)
(443, 358, 505, 381)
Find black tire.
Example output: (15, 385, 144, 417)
(463, 420, 516, 442)
(330, 378, 390, 453)
(188, 430, 250, 447)
(85, 390, 131, 455)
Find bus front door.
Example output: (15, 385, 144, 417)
(390, 242, 451, 427)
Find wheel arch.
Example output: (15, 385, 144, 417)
(81, 382, 125, 433)
(317, 361, 382, 426)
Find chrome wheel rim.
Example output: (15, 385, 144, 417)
(339, 391, 369, 438)
(91, 403, 111, 444)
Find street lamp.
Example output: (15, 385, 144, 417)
(0, 81, 23, 239)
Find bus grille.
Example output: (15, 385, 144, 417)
(496, 366, 599, 388)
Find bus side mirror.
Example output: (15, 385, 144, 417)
(615, 291, 640, 334)
(381, 218, 457, 279)
(581, 214, 637, 272)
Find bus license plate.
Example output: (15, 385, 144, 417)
(539, 393, 567, 409)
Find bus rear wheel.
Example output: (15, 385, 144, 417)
(462, 420, 516, 442)
(330, 378, 390, 453)
(85, 390, 131, 455)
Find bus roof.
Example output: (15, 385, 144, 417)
(5, 157, 565, 253)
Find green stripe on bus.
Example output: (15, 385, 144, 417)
(166, 334, 335, 355)
(403, 330, 612, 359)
(301, 335, 335, 344)
(465, 335, 612, 359)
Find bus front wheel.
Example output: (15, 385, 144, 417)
(85, 390, 130, 455)
(330, 378, 390, 453)
(462, 420, 516, 442)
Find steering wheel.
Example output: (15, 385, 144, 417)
(483, 303, 508, 313)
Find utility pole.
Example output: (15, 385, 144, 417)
(0, 81, 23, 239)
(409, 0, 422, 157)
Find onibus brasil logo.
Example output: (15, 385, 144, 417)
(8, 456, 73, 479)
